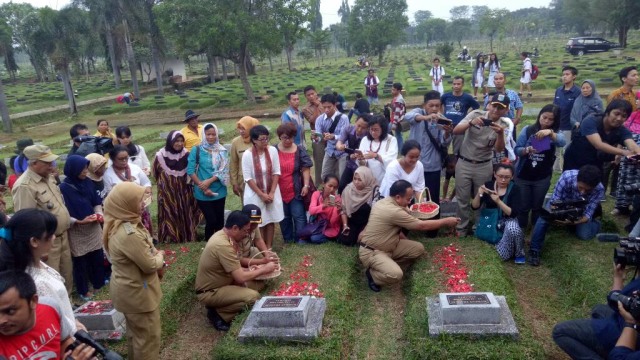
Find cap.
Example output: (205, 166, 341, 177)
(23, 145, 59, 162)
(241, 204, 262, 224)
(15, 138, 34, 154)
(489, 93, 510, 109)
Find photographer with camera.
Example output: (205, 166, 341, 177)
(528, 165, 604, 266)
(553, 262, 640, 360)
(610, 296, 640, 359)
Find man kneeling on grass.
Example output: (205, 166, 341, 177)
(358, 180, 460, 292)
(194, 211, 278, 331)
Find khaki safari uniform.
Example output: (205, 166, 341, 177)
(455, 110, 510, 234)
(12, 168, 72, 293)
(180, 124, 203, 152)
(229, 137, 253, 203)
(358, 197, 425, 286)
(108, 222, 164, 360)
(195, 230, 264, 323)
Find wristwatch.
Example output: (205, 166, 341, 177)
(624, 323, 639, 331)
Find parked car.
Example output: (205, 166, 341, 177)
(565, 37, 620, 56)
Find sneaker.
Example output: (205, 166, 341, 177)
(518, 92, 523, 96)
(79, 294, 93, 302)
(527, 250, 541, 266)
(514, 256, 526, 264)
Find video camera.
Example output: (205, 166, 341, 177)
(74, 136, 115, 157)
(611, 291, 640, 320)
(540, 197, 587, 222)
(596, 233, 640, 267)
(65, 330, 123, 360)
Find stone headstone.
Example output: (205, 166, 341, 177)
(426, 292, 518, 338)
(238, 295, 326, 343)
(74, 300, 126, 340)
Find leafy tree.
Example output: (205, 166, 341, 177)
(309, 0, 322, 32)
(435, 42, 454, 62)
(449, 19, 471, 48)
(308, 29, 331, 66)
(349, 0, 409, 65)
(0, 3, 47, 82)
(0, 19, 12, 132)
(416, 18, 447, 47)
(449, 6, 470, 20)
(479, 9, 509, 52)
(591, 0, 640, 47)
(413, 10, 432, 24)
(276, 0, 311, 72)
(0, 19, 17, 82)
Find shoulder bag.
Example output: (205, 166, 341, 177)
(474, 182, 513, 244)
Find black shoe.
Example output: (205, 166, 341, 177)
(365, 269, 381, 292)
(527, 250, 540, 267)
(206, 307, 230, 331)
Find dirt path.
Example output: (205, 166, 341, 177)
(159, 304, 223, 360)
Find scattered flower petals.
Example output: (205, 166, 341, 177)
(271, 255, 324, 298)
(77, 300, 113, 314)
(433, 244, 474, 293)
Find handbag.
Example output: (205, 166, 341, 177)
(297, 193, 326, 239)
(425, 123, 448, 168)
(474, 183, 513, 244)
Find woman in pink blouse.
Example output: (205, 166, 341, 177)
(307, 175, 348, 244)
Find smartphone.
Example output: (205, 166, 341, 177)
(482, 118, 493, 126)
(628, 154, 640, 161)
(329, 194, 336, 206)
(344, 147, 355, 154)
(437, 118, 452, 126)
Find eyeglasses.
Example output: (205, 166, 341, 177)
(257, 137, 269, 143)
(495, 175, 512, 180)
(279, 136, 292, 141)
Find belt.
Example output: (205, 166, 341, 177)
(458, 155, 491, 164)
(359, 243, 376, 251)
(195, 289, 207, 295)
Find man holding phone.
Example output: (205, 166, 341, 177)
(452, 93, 510, 237)
(315, 93, 350, 180)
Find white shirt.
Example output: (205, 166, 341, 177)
(103, 163, 152, 196)
(380, 159, 425, 197)
(358, 136, 398, 185)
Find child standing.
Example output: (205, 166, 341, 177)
(430, 58, 445, 94)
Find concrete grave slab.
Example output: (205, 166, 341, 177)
(74, 300, 126, 341)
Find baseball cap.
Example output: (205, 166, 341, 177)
(241, 204, 262, 224)
(23, 145, 59, 162)
(490, 93, 510, 109)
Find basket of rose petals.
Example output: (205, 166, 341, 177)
(248, 250, 282, 280)
(409, 188, 439, 219)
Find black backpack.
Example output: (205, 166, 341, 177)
(74, 136, 115, 157)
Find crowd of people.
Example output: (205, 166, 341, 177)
(2, 61, 640, 359)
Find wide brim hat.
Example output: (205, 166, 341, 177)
(183, 110, 200, 122)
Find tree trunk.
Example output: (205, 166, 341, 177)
(0, 78, 12, 132)
(105, 21, 121, 89)
(221, 58, 228, 81)
(28, 54, 44, 83)
(490, 37, 494, 52)
(377, 49, 383, 66)
(268, 56, 273, 72)
(123, 19, 139, 99)
(206, 53, 216, 83)
(618, 25, 629, 48)
(60, 65, 77, 115)
(238, 46, 256, 104)
(286, 45, 293, 72)
(149, 36, 163, 95)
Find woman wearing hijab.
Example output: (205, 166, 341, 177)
(85, 153, 108, 201)
(242, 125, 284, 249)
(337, 166, 377, 246)
(230, 116, 260, 203)
(570, 80, 604, 138)
(153, 130, 202, 243)
(104, 182, 164, 360)
(59, 155, 105, 301)
(187, 123, 229, 241)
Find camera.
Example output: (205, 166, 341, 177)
(540, 198, 587, 222)
(65, 330, 123, 360)
(74, 136, 115, 157)
(614, 236, 640, 267)
(610, 292, 640, 320)
(623, 183, 640, 194)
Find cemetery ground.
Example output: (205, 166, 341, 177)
(1, 36, 639, 359)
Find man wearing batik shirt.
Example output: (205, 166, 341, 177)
(389, 83, 406, 150)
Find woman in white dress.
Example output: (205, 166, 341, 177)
(487, 53, 501, 90)
(242, 125, 284, 249)
(472, 53, 486, 99)
(380, 140, 425, 197)
(358, 115, 398, 185)
(115, 126, 151, 176)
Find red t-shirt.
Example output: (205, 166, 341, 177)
(7, 174, 18, 191)
(0, 299, 70, 360)
(278, 152, 296, 203)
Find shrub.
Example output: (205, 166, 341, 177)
(435, 43, 455, 62)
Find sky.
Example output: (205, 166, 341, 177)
(1, 0, 554, 23)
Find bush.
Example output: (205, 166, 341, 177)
(435, 43, 455, 62)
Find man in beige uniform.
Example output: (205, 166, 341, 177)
(359, 180, 459, 292)
(238, 204, 279, 267)
(12, 145, 72, 294)
(195, 211, 277, 331)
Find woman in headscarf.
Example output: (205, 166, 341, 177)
(59, 155, 105, 301)
(153, 130, 202, 243)
(85, 153, 108, 201)
(104, 182, 164, 360)
(570, 80, 604, 137)
(230, 116, 260, 203)
(187, 123, 229, 241)
(337, 166, 377, 246)
(242, 125, 284, 249)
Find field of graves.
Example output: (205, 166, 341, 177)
(1, 33, 640, 359)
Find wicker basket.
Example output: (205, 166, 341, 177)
(410, 188, 440, 220)
(248, 250, 282, 280)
